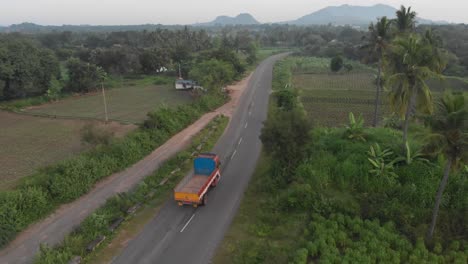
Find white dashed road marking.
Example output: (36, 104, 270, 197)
(180, 214, 196, 233)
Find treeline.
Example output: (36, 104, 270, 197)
(418, 24, 468, 76)
(0, 27, 257, 100)
(253, 23, 468, 77)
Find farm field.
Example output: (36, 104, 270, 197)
(294, 71, 388, 127)
(292, 58, 468, 127)
(24, 78, 193, 124)
(0, 111, 136, 190)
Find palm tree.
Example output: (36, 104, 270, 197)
(386, 34, 443, 143)
(422, 29, 447, 74)
(394, 5, 417, 34)
(425, 92, 467, 239)
(363, 17, 392, 126)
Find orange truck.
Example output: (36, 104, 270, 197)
(174, 153, 221, 207)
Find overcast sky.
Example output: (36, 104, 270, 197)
(1, 0, 467, 26)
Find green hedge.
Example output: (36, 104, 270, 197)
(0, 94, 226, 249)
(34, 115, 229, 264)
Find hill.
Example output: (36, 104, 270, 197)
(286, 4, 447, 26)
(195, 13, 260, 26)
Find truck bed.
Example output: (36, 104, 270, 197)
(177, 175, 208, 194)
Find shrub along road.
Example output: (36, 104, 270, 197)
(112, 54, 287, 264)
(0, 72, 253, 264)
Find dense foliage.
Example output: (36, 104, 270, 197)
(0, 26, 256, 100)
(0, 36, 60, 100)
(293, 213, 466, 263)
(65, 58, 101, 93)
(189, 59, 235, 91)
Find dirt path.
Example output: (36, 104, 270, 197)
(0, 74, 252, 264)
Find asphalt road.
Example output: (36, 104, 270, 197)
(113, 54, 286, 264)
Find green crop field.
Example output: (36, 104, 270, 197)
(0, 111, 136, 190)
(292, 57, 468, 127)
(294, 71, 387, 127)
(24, 77, 192, 124)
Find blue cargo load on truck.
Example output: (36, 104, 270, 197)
(194, 156, 217, 175)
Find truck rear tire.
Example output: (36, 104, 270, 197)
(202, 194, 208, 206)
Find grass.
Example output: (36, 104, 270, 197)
(293, 71, 387, 126)
(0, 111, 135, 190)
(23, 83, 191, 124)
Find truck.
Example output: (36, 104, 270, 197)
(174, 153, 221, 207)
(174, 79, 204, 91)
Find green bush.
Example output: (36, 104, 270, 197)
(290, 248, 308, 264)
(330, 55, 344, 72)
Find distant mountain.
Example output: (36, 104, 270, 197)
(285, 4, 447, 27)
(195, 13, 260, 26)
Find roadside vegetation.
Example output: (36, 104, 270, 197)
(216, 6, 467, 263)
(34, 115, 229, 264)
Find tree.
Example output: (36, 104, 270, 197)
(330, 55, 344, 72)
(140, 48, 169, 74)
(90, 46, 141, 75)
(422, 29, 447, 74)
(65, 58, 100, 93)
(189, 59, 235, 91)
(394, 5, 417, 34)
(425, 92, 467, 239)
(363, 16, 392, 127)
(386, 34, 444, 143)
(209, 47, 246, 76)
(260, 108, 311, 181)
(0, 37, 60, 100)
(45, 78, 63, 101)
(274, 89, 298, 111)
(246, 42, 258, 65)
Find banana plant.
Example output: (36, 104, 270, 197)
(344, 112, 367, 142)
(367, 143, 402, 180)
(399, 141, 430, 165)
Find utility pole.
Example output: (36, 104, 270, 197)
(101, 81, 109, 123)
(97, 66, 109, 123)
(178, 63, 182, 79)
